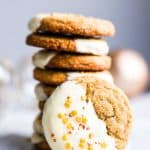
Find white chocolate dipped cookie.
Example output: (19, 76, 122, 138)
(32, 50, 111, 71)
(42, 77, 132, 150)
(27, 33, 109, 55)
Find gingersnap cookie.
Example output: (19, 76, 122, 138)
(34, 140, 51, 150)
(33, 50, 111, 71)
(28, 13, 115, 37)
(26, 33, 109, 55)
(42, 77, 132, 150)
(34, 68, 114, 86)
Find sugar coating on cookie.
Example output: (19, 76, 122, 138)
(42, 80, 116, 150)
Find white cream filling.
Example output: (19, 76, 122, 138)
(42, 81, 116, 150)
(33, 51, 57, 69)
(28, 13, 50, 32)
(35, 84, 48, 101)
(67, 71, 114, 84)
(75, 39, 109, 55)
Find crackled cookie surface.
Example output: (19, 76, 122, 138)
(42, 77, 132, 150)
(28, 13, 115, 37)
(32, 50, 111, 71)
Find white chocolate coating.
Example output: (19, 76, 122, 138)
(33, 51, 57, 69)
(67, 71, 113, 83)
(35, 83, 48, 101)
(28, 13, 50, 32)
(35, 72, 113, 102)
(33, 116, 43, 134)
(42, 81, 116, 150)
(75, 39, 109, 55)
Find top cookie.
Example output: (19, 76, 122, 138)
(28, 13, 115, 37)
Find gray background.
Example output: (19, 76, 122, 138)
(0, 0, 149, 63)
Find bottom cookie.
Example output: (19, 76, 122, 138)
(38, 101, 46, 111)
(34, 141, 51, 150)
(31, 132, 51, 150)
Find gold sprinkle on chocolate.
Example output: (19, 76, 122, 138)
(62, 134, 68, 141)
(88, 144, 93, 150)
(65, 142, 71, 149)
(57, 113, 64, 119)
(88, 133, 94, 139)
(69, 110, 78, 117)
(75, 116, 82, 123)
(79, 138, 86, 148)
(64, 97, 72, 108)
(100, 141, 108, 149)
(82, 117, 88, 123)
(62, 117, 68, 124)
(67, 123, 74, 130)
(80, 138, 86, 143)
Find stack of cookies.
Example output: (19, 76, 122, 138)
(26, 13, 132, 150)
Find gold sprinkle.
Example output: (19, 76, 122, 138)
(79, 138, 86, 148)
(79, 143, 85, 148)
(65, 142, 71, 149)
(67, 123, 74, 130)
(64, 98, 72, 108)
(62, 134, 68, 141)
(80, 138, 86, 143)
(88, 133, 94, 139)
(76, 116, 82, 123)
(88, 144, 93, 150)
(62, 117, 68, 124)
(82, 117, 88, 123)
(100, 142, 108, 149)
(69, 110, 78, 117)
(57, 113, 63, 119)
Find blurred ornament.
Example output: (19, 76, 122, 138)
(0, 59, 14, 85)
(110, 49, 149, 98)
(0, 58, 15, 120)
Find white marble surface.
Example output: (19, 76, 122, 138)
(0, 93, 150, 150)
